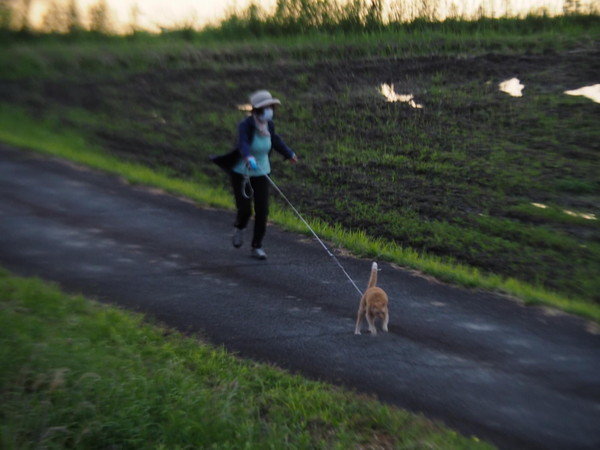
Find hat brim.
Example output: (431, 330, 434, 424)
(253, 98, 281, 109)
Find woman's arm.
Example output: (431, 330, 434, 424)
(269, 121, 296, 160)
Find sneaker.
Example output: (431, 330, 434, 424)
(232, 228, 244, 248)
(251, 247, 267, 260)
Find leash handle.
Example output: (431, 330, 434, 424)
(242, 165, 254, 200)
(265, 174, 363, 297)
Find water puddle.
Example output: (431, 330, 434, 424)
(499, 78, 524, 97)
(151, 111, 166, 124)
(379, 83, 423, 108)
(563, 210, 597, 220)
(531, 202, 596, 220)
(564, 84, 600, 103)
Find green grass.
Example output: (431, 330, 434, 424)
(1, 102, 598, 323)
(1, 15, 599, 81)
(204, 7, 600, 39)
(0, 268, 490, 448)
(0, 104, 232, 210)
(0, 14, 598, 317)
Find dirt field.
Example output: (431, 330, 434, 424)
(1, 38, 598, 302)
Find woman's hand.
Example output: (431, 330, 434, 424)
(289, 153, 298, 164)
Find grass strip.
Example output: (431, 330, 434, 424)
(0, 103, 598, 323)
(2, 18, 598, 81)
(0, 269, 489, 448)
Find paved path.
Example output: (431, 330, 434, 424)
(1, 145, 599, 449)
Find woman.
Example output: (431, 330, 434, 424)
(213, 90, 297, 260)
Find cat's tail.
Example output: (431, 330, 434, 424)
(367, 262, 378, 289)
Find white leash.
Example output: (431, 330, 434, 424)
(241, 174, 254, 199)
(265, 174, 363, 297)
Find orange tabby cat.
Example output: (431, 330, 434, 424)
(355, 262, 389, 335)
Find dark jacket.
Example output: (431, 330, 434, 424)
(211, 116, 295, 173)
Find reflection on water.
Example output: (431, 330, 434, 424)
(564, 84, 600, 103)
(531, 203, 596, 220)
(379, 83, 423, 108)
(564, 210, 597, 220)
(499, 78, 524, 97)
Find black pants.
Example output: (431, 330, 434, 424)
(230, 173, 269, 248)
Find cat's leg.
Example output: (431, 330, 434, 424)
(355, 307, 365, 335)
(366, 311, 377, 336)
(382, 310, 389, 332)
(355, 297, 366, 335)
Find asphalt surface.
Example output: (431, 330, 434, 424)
(1, 145, 599, 449)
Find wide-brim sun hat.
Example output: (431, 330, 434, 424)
(249, 90, 281, 109)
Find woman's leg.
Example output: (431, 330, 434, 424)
(250, 175, 270, 248)
(230, 172, 252, 230)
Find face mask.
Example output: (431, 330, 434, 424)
(261, 107, 274, 121)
